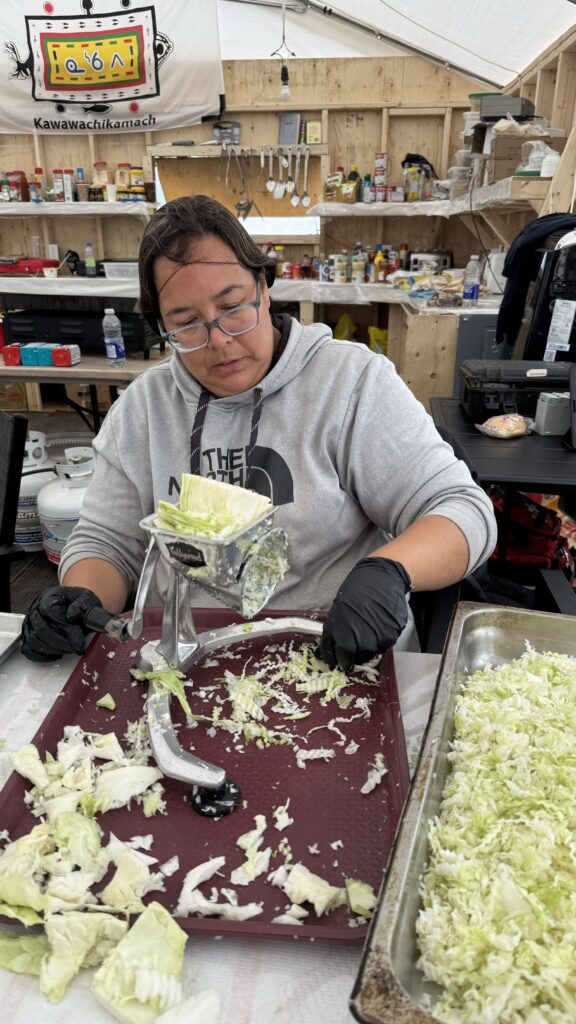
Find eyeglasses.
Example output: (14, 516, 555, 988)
(158, 280, 261, 353)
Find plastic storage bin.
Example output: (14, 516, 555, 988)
(102, 262, 139, 279)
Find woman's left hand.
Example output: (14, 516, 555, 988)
(318, 557, 411, 671)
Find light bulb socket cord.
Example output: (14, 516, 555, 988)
(280, 64, 290, 86)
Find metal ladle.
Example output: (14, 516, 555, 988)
(265, 147, 276, 192)
(300, 146, 312, 208)
(290, 146, 302, 207)
(273, 152, 286, 199)
(285, 147, 295, 194)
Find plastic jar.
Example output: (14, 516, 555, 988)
(93, 161, 111, 186)
(129, 165, 144, 187)
(115, 162, 131, 188)
(51, 169, 64, 202)
(128, 186, 146, 201)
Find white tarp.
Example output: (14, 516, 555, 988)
(217, 1, 576, 86)
(0, 0, 224, 134)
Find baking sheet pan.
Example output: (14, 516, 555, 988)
(0, 608, 410, 943)
(351, 602, 576, 1023)
(0, 612, 24, 668)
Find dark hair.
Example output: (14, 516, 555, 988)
(139, 195, 276, 331)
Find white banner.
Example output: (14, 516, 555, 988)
(0, 0, 224, 134)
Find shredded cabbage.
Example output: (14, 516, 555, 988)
(416, 647, 576, 1024)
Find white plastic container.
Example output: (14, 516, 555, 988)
(102, 261, 138, 279)
(16, 432, 56, 551)
(540, 150, 561, 178)
(37, 447, 94, 564)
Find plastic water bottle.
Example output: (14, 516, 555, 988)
(102, 307, 126, 368)
(85, 240, 97, 277)
(462, 254, 481, 307)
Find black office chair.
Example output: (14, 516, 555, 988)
(0, 409, 28, 612)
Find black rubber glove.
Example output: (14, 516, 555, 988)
(318, 557, 412, 671)
(20, 586, 103, 663)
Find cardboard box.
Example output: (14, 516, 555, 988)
(0, 381, 27, 410)
(485, 133, 566, 184)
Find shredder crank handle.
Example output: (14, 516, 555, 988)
(83, 605, 131, 642)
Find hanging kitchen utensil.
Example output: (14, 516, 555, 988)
(300, 146, 312, 208)
(233, 147, 247, 195)
(273, 152, 285, 199)
(278, 147, 289, 169)
(256, 148, 265, 185)
(290, 145, 302, 207)
(225, 144, 233, 191)
(265, 147, 276, 193)
(285, 147, 295, 194)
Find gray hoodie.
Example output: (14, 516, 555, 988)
(60, 319, 496, 625)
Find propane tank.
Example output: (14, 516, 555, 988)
(37, 447, 95, 565)
(15, 432, 56, 551)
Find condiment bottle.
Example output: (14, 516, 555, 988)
(115, 162, 131, 189)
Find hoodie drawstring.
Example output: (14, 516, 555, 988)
(189, 386, 263, 489)
(189, 387, 212, 476)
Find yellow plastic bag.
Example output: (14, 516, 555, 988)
(333, 314, 357, 341)
(367, 326, 388, 356)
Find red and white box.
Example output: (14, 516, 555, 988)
(52, 344, 82, 366)
(2, 343, 21, 365)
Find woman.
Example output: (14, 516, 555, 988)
(21, 195, 496, 668)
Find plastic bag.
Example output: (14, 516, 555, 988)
(475, 414, 534, 438)
(367, 326, 388, 355)
(333, 314, 357, 341)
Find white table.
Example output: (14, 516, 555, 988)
(0, 640, 440, 1024)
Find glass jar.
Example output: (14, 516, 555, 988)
(93, 161, 111, 187)
(128, 186, 146, 202)
(115, 162, 131, 189)
(129, 165, 144, 187)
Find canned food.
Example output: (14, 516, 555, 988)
(319, 261, 331, 282)
(281, 264, 293, 278)
(291, 263, 303, 279)
(388, 186, 406, 203)
(333, 267, 348, 284)
(375, 184, 386, 202)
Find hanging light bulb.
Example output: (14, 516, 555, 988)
(279, 64, 291, 103)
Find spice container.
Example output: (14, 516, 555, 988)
(115, 162, 131, 189)
(93, 161, 111, 186)
(8, 170, 29, 202)
(129, 165, 144, 187)
(51, 169, 65, 201)
(63, 169, 75, 203)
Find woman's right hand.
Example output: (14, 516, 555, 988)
(20, 586, 104, 662)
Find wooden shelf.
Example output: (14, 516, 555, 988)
(308, 177, 550, 220)
(0, 201, 156, 218)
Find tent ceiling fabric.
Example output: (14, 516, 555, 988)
(217, 0, 576, 85)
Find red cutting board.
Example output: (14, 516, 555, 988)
(0, 609, 410, 943)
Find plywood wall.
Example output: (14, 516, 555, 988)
(0, 55, 485, 261)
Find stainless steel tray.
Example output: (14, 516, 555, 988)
(350, 601, 576, 1024)
(0, 612, 24, 668)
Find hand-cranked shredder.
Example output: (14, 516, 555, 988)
(86, 504, 323, 815)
